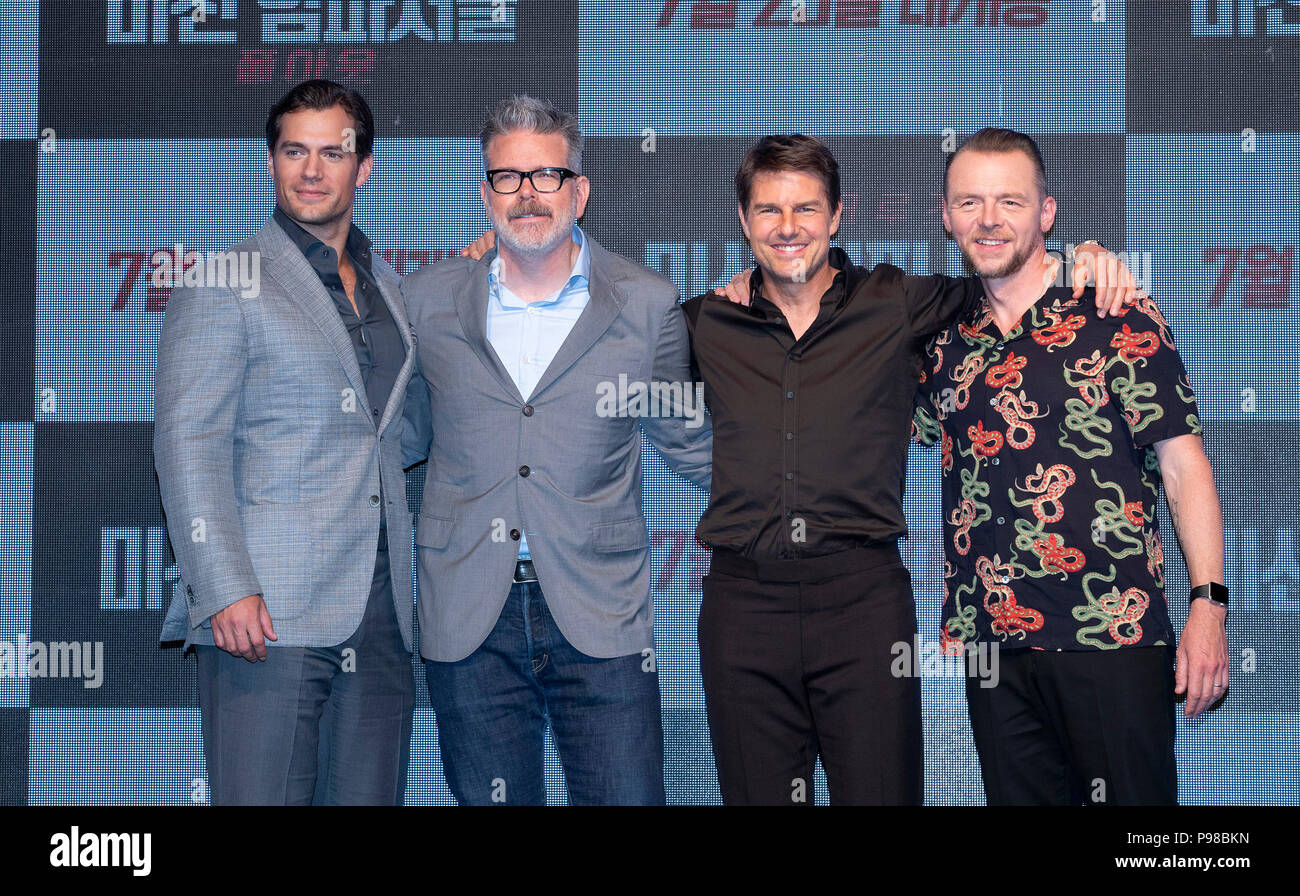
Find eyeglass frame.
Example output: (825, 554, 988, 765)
(484, 167, 581, 194)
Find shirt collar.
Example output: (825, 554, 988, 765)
(489, 225, 590, 306)
(748, 246, 852, 320)
(273, 205, 373, 268)
(961, 286, 1087, 346)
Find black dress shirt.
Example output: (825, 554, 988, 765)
(273, 206, 403, 422)
(682, 248, 981, 559)
(274, 207, 405, 538)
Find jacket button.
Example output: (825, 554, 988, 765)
(522, 405, 534, 417)
(509, 529, 521, 541)
(369, 494, 381, 506)
(519, 465, 530, 477)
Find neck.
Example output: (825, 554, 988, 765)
(762, 261, 838, 318)
(499, 235, 581, 303)
(283, 205, 352, 260)
(981, 246, 1057, 334)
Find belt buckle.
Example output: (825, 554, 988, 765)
(513, 559, 538, 583)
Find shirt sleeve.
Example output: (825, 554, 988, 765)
(905, 274, 983, 340)
(1105, 298, 1203, 448)
(911, 336, 943, 447)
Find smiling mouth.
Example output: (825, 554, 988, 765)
(770, 243, 807, 254)
(974, 238, 1010, 247)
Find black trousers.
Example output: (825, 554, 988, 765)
(697, 545, 923, 805)
(965, 645, 1178, 806)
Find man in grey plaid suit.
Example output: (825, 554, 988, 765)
(155, 81, 417, 805)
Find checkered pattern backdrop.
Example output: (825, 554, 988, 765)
(1, 0, 1297, 805)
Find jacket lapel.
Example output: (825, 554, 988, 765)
(257, 218, 372, 415)
(372, 259, 415, 437)
(452, 251, 526, 402)
(528, 239, 625, 401)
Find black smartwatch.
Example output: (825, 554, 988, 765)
(1190, 582, 1229, 613)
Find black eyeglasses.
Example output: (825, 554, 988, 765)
(485, 167, 579, 194)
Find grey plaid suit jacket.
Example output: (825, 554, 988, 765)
(155, 217, 417, 651)
(401, 237, 712, 662)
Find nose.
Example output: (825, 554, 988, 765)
(777, 209, 798, 237)
(302, 151, 323, 181)
(978, 201, 1000, 230)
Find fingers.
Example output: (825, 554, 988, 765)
(1070, 257, 1089, 299)
(713, 270, 754, 307)
(1180, 650, 1229, 720)
(460, 230, 496, 260)
(259, 601, 278, 644)
(211, 596, 272, 663)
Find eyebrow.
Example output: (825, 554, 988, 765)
(278, 141, 346, 152)
(949, 191, 1031, 201)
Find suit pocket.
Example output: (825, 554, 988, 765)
(590, 517, 650, 553)
(414, 513, 456, 549)
(415, 480, 464, 549)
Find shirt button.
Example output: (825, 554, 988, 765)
(519, 465, 531, 477)
(369, 494, 380, 506)
(1000, 576, 1010, 584)
(787, 391, 794, 399)
(786, 432, 794, 440)
(991, 458, 1000, 466)
(785, 472, 794, 480)
(522, 405, 534, 417)
(997, 516, 1005, 524)
(509, 528, 521, 541)
(988, 398, 997, 406)
(373, 407, 380, 417)
(996, 342, 1004, 350)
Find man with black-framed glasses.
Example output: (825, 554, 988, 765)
(400, 94, 711, 805)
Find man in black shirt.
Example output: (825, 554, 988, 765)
(683, 134, 1138, 805)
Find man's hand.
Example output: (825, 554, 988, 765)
(1071, 242, 1143, 317)
(210, 593, 277, 663)
(713, 268, 754, 306)
(1176, 598, 1229, 720)
(460, 229, 496, 260)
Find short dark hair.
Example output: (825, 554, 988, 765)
(265, 79, 375, 160)
(735, 134, 841, 211)
(944, 127, 1047, 198)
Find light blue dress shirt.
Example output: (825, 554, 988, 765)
(487, 225, 592, 559)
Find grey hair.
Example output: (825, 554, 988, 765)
(480, 94, 584, 173)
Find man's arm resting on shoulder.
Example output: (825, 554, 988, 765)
(638, 299, 712, 491)
(1154, 432, 1228, 720)
(154, 284, 275, 661)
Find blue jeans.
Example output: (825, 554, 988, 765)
(425, 581, 665, 805)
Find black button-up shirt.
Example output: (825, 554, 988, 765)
(912, 288, 1201, 652)
(682, 248, 980, 559)
(273, 206, 403, 422)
